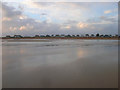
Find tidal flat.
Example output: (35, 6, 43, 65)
(2, 39, 118, 88)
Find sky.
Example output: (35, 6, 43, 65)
(1, 1, 118, 36)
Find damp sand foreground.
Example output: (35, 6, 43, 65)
(2, 39, 118, 88)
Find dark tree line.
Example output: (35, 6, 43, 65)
(5, 33, 120, 38)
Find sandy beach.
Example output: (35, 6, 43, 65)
(2, 39, 118, 88)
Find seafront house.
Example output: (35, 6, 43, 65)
(14, 35, 23, 38)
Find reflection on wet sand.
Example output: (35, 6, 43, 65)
(2, 40, 118, 88)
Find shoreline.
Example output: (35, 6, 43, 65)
(1, 37, 120, 40)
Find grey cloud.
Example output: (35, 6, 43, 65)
(33, 2, 55, 6)
(2, 2, 118, 36)
(87, 18, 101, 23)
(2, 3, 62, 36)
(2, 2, 22, 18)
(63, 20, 78, 25)
(87, 16, 117, 24)
(100, 16, 117, 23)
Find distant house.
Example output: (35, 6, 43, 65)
(104, 35, 109, 37)
(66, 35, 71, 37)
(85, 34, 89, 37)
(91, 34, 95, 37)
(72, 35, 75, 37)
(6, 35, 11, 38)
(60, 34, 65, 37)
(96, 33, 100, 37)
(24, 36, 31, 38)
(115, 34, 118, 37)
(100, 35, 104, 37)
(76, 35, 80, 37)
(14, 35, 22, 38)
(35, 35, 40, 37)
(55, 35, 60, 37)
(81, 35, 84, 37)
(40, 35, 45, 37)
(46, 35, 50, 37)
(51, 35, 54, 37)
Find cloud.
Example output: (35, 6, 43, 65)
(1, 2, 118, 36)
(2, 17, 11, 21)
(104, 8, 117, 14)
(20, 2, 87, 23)
(2, 3, 34, 33)
(2, 2, 22, 18)
(19, 26, 26, 30)
(86, 15, 117, 25)
(104, 10, 112, 14)
(19, 15, 27, 20)
(61, 25, 71, 29)
(19, 24, 34, 30)
(9, 27, 17, 31)
(77, 22, 88, 29)
(64, 25, 71, 29)
(100, 16, 117, 23)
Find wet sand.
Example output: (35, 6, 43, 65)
(2, 39, 118, 88)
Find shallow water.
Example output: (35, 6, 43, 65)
(2, 39, 118, 88)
